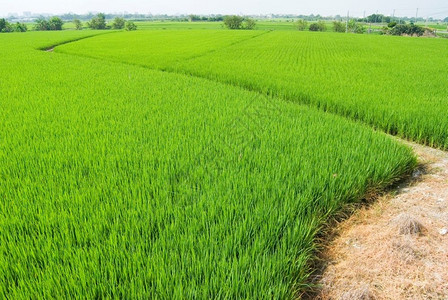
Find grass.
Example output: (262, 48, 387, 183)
(0, 31, 418, 298)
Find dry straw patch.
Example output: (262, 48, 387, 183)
(316, 141, 448, 300)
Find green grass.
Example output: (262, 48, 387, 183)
(0, 31, 417, 298)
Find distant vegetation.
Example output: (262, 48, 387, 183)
(383, 23, 427, 36)
(295, 19, 308, 31)
(87, 13, 107, 29)
(34, 17, 64, 31)
(0, 18, 27, 32)
(347, 20, 365, 34)
(86, 13, 137, 30)
(333, 21, 345, 32)
(112, 17, 125, 29)
(189, 14, 224, 22)
(309, 20, 326, 32)
(73, 19, 82, 30)
(223, 15, 256, 30)
(125, 21, 137, 31)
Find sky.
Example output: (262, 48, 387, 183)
(1, 0, 448, 18)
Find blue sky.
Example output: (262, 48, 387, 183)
(1, 0, 448, 18)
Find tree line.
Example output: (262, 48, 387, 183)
(0, 14, 137, 33)
(0, 19, 27, 32)
(295, 19, 430, 36)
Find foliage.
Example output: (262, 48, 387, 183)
(365, 14, 390, 23)
(33, 18, 50, 31)
(125, 21, 137, 31)
(347, 20, 365, 34)
(88, 13, 107, 30)
(309, 21, 326, 32)
(74, 19, 83, 30)
(34, 17, 63, 31)
(223, 16, 256, 30)
(333, 21, 345, 32)
(223, 15, 244, 29)
(112, 17, 125, 29)
(14, 22, 27, 32)
(0, 18, 6, 32)
(189, 14, 201, 21)
(295, 19, 308, 31)
(0, 31, 416, 299)
(309, 23, 319, 31)
(389, 24, 425, 36)
(49, 17, 64, 30)
(0, 18, 13, 32)
(244, 18, 256, 30)
(388, 21, 397, 28)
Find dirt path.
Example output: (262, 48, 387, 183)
(316, 140, 448, 300)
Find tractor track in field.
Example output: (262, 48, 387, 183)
(314, 140, 448, 300)
(42, 36, 448, 299)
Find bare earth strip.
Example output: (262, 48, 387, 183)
(316, 140, 448, 300)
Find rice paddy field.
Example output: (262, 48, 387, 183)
(57, 30, 448, 149)
(1, 26, 446, 298)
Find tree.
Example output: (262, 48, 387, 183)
(309, 23, 319, 31)
(125, 21, 137, 31)
(189, 15, 201, 22)
(223, 15, 244, 29)
(74, 19, 82, 30)
(347, 20, 365, 34)
(443, 17, 448, 23)
(366, 14, 384, 23)
(0, 18, 6, 32)
(14, 22, 27, 32)
(34, 17, 63, 31)
(388, 21, 397, 28)
(34, 18, 50, 31)
(244, 18, 256, 30)
(333, 21, 345, 32)
(295, 19, 308, 31)
(88, 13, 107, 30)
(309, 21, 326, 32)
(49, 17, 63, 30)
(389, 24, 424, 36)
(0, 18, 13, 33)
(112, 17, 125, 29)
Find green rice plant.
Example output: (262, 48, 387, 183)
(172, 31, 448, 149)
(56, 29, 264, 69)
(0, 31, 416, 298)
(59, 30, 448, 149)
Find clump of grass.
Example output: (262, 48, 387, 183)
(393, 213, 424, 235)
(341, 284, 376, 300)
